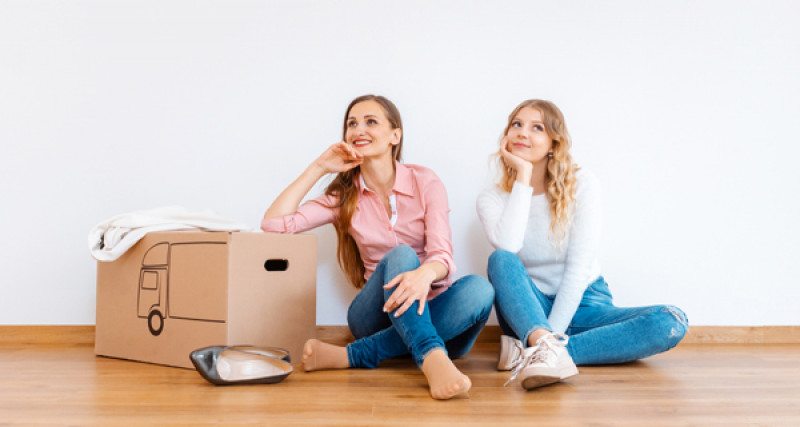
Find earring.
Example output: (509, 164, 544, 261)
(547, 151, 553, 159)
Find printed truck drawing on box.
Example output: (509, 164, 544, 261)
(136, 241, 228, 336)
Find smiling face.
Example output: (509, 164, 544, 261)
(344, 100, 401, 161)
(505, 107, 553, 165)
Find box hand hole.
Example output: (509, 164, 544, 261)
(264, 259, 289, 271)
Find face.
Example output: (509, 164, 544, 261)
(505, 107, 553, 164)
(344, 100, 401, 160)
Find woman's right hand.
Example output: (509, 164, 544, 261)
(263, 141, 363, 221)
(314, 141, 364, 174)
(499, 136, 533, 182)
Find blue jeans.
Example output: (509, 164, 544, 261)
(487, 249, 688, 365)
(346, 245, 494, 368)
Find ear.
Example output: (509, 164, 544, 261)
(391, 128, 402, 146)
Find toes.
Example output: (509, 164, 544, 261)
(431, 376, 471, 400)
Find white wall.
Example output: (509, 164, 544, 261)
(2, 1, 798, 326)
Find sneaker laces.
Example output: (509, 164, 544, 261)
(504, 333, 569, 386)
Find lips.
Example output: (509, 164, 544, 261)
(512, 142, 530, 149)
(353, 139, 372, 147)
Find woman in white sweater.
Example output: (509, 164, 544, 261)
(476, 99, 688, 390)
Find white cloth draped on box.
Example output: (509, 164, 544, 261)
(88, 206, 255, 261)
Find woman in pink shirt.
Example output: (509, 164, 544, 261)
(261, 95, 493, 400)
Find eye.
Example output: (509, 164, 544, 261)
(347, 120, 357, 127)
(533, 124, 544, 131)
(367, 119, 378, 125)
(511, 121, 521, 128)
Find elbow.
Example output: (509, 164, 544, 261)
(500, 242, 523, 254)
(483, 228, 524, 253)
(260, 216, 288, 234)
(259, 216, 272, 232)
(490, 236, 523, 254)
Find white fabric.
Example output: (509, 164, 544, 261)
(359, 174, 399, 227)
(389, 193, 397, 227)
(476, 169, 602, 334)
(89, 206, 254, 262)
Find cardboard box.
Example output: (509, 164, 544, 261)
(95, 231, 316, 369)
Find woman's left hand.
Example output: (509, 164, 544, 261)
(382, 265, 437, 317)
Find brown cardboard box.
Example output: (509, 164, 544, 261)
(95, 231, 316, 369)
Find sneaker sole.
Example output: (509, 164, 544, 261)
(520, 366, 579, 390)
(521, 374, 561, 390)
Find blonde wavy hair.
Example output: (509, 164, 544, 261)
(495, 99, 578, 246)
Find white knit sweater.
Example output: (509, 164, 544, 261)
(476, 169, 602, 334)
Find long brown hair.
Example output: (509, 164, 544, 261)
(495, 99, 578, 246)
(326, 95, 403, 288)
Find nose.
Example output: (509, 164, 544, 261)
(348, 125, 366, 139)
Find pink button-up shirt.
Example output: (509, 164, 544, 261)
(261, 162, 455, 299)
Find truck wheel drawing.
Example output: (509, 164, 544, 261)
(136, 241, 228, 336)
(148, 310, 164, 336)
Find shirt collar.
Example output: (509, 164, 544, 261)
(357, 162, 414, 196)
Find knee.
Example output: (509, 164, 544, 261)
(387, 244, 416, 260)
(460, 275, 495, 314)
(487, 249, 523, 284)
(381, 245, 419, 269)
(647, 305, 689, 349)
(488, 249, 516, 268)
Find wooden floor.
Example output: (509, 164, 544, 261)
(1, 341, 799, 426)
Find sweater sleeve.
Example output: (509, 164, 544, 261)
(547, 172, 602, 334)
(476, 181, 533, 253)
(260, 193, 338, 234)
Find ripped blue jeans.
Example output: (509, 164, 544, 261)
(488, 249, 688, 365)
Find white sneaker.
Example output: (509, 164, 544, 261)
(506, 333, 578, 390)
(497, 335, 525, 371)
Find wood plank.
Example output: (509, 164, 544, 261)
(313, 325, 800, 345)
(0, 325, 95, 345)
(1, 324, 799, 346)
(0, 339, 798, 425)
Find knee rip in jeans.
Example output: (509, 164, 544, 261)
(663, 305, 688, 338)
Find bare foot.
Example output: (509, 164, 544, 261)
(420, 348, 471, 400)
(302, 339, 350, 372)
